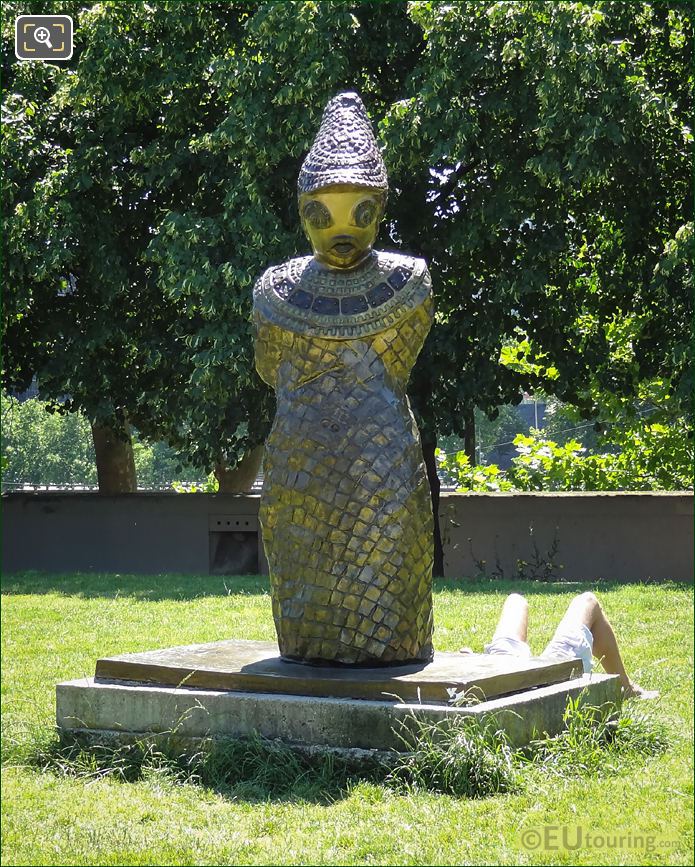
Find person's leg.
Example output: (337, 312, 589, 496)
(459, 593, 530, 656)
(548, 592, 657, 699)
(492, 593, 529, 643)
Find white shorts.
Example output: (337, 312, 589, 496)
(484, 636, 533, 659)
(484, 624, 593, 673)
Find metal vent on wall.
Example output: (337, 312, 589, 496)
(208, 514, 259, 575)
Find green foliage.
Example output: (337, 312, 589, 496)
(438, 450, 514, 492)
(441, 400, 603, 464)
(1, 394, 201, 488)
(387, 715, 519, 797)
(170, 473, 219, 494)
(541, 396, 605, 452)
(2, 1, 691, 474)
(476, 403, 530, 461)
(141, 0, 421, 469)
(438, 417, 693, 491)
(1, 1, 272, 471)
(528, 695, 668, 778)
(133, 439, 203, 490)
(1, 393, 97, 486)
(386, 1, 692, 438)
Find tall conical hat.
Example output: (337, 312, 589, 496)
(297, 91, 388, 195)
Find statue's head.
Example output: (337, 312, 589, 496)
(298, 92, 388, 270)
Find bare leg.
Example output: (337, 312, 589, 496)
(459, 593, 528, 654)
(553, 592, 658, 699)
(492, 593, 529, 643)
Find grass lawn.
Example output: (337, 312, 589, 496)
(1, 572, 693, 866)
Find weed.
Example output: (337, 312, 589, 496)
(527, 693, 668, 777)
(386, 714, 520, 798)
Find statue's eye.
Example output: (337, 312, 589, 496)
(302, 200, 332, 230)
(353, 200, 378, 228)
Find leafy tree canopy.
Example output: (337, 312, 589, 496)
(383, 1, 692, 438)
(3, 1, 691, 480)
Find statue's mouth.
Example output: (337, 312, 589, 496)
(331, 237, 356, 255)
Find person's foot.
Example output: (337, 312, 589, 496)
(623, 680, 659, 700)
(458, 646, 474, 655)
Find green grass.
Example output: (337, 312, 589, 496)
(2, 572, 693, 865)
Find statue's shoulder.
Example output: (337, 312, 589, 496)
(374, 250, 427, 270)
(254, 256, 313, 304)
(373, 250, 431, 290)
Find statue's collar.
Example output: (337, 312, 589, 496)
(305, 250, 379, 280)
(254, 250, 431, 339)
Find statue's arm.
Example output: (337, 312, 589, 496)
(413, 263, 435, 344)
(421, 278, 434, 329)
(252, 307, 284, 390)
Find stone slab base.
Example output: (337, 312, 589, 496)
(57, 673, 621, 751)
(94, 639, 581, 704)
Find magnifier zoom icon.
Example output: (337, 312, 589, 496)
(34, 26, 53, 48)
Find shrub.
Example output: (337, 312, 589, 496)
(438, 419, 692, 492)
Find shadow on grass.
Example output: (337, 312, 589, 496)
(1, 571, 676, 601)
(18, 731, 385, 806)
(11, 697, 667, 805)
(433, 576, 686, 595)
(0, 572, 270, 600)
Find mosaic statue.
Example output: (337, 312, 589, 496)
(253, 92, 434, 666)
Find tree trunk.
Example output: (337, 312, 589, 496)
(215, 444, 264, 493)
(421, 435, 445, 578)
(91, 419, 137, 494)
(463, 405, 476, 464)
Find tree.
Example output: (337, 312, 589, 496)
(1, 391, 204, 489)
(143, 0, 424, 476)
(3, 2, 690, 564)
(375, 1, 692, 568)
(2, 1, 265, 491)
(2, 1, 424, 491)
(4, 0, 141, 490)
(380, 1, 691, 425)
(1, 391, 97, 486)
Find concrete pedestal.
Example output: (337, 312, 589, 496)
(57, 673, 621, 752)
(56, 640, 622, 752)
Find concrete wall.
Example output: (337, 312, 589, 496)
(2, 491, 692, 582)
(1, 492, 265, 576)
(440, 492, 693, 582)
